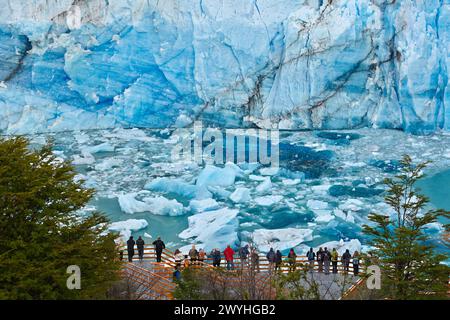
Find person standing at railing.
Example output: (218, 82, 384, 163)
(152, 236, 166, 263)
(198, 249, 206, 263)
(183, 255, 190, 268)
(238, 245, 250, 270)
(352, 251, 360, 276)
(331, 248, 339, 274)
(174, 249, 184, 268)
(307, 248, 316, 272)
(118, 238, 125, 261)
(275, 250, 283, 272)
(316, 247, 324, 273)
(288, 248, 297, 272)
(266, 248, 276, 274)
(323, 247, 331, 275)
(342, 249, 351, 274)
(127, 236, 135, 262)
(250, 247, 260, 273)
(210, 248, 221, 267)
(224, 245, 235, 270)
(136, 236, 145, 262)
(189, 245, 199, 264)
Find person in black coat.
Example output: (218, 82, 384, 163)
(152, 236, 166, 262)
(275, 250, 283, 272)
(127, 236, 135, 262)
(342, 249, 352, 273)
(210, 248, 221, 267)
(136, 236, 145, 261)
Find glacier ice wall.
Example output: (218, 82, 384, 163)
(0, 0, 448, 134)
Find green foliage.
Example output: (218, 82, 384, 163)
(363, 155, 450, 300)
(0, 137, 121, 299)
(173, 268, 204, 300)
(273, 263, 321, 300)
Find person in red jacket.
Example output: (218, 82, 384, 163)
(223, 245, 235, 270)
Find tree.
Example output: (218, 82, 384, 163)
(363, 155, 449, 299)
(0, 137, 121, 299)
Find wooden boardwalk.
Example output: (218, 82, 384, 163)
(120, 246, 363, 300)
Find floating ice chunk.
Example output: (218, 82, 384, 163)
(144, 232, 152, 238)
(332, 209, 355, 223)
(207, 186, 232, 200)
(178, 208, 239, 251)
(72, 152, 95, 165)
(82, 142, 115, 154)
(109, 219, 148, 241)
(307, 200, 329, 210)
(94, 158, 123, 171)
(339, 199, 364, 212)
(278, 169, 305, 181)
(239, 162, 260, 174)
(145, 178, 211, 199)
(118, 193, 152, 214)
(240, 222, 257, 228)
(315, 239, 362, 255)
(251, 228, 314, 252)
(311, 185, 331, 193)
(189, 198, 220, 213)
(0, 81, 7, 89)
(314, 210, 334, 223)
(229, 187, 251, 203)
(282, 178, 301, 186)
(254, 195, 283, 206)
(144, 196, 185, 216)
(196, 163, 244, 188)
(255, 177, 272, 194)
(259, 167, 279, 176)
(333, 208, 346, 220)
(249, 174, 268, 181)
(102, 128, 156, 142)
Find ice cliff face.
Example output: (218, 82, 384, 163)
(0, 0, 448, 134)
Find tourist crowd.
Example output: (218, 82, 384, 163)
(121, 236, 361, 280)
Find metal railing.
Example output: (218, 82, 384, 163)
(120, 245, 364, 275)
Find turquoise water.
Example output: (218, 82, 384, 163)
(417, 169, 450, 211)
(91, 197, 188, 245)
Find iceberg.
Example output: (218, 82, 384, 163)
(255, 177, 272, 194)
(254, 195, 283, 206)
(143, 196, 185, 216)
(229, 187, 251, 203)
(109, 219, 148, 241)
(118, 193, 184, 216)
(145, 177, 212, 200)
(251, 228, 314, 252)
(178, 208, 239, 251)
(117, 193, 152, 214)
(189, 198, 220, 213)
(81, 143, 115, 154)
(196, 163, 244, 188)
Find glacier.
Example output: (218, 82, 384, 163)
(0, 0, 449, 134)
